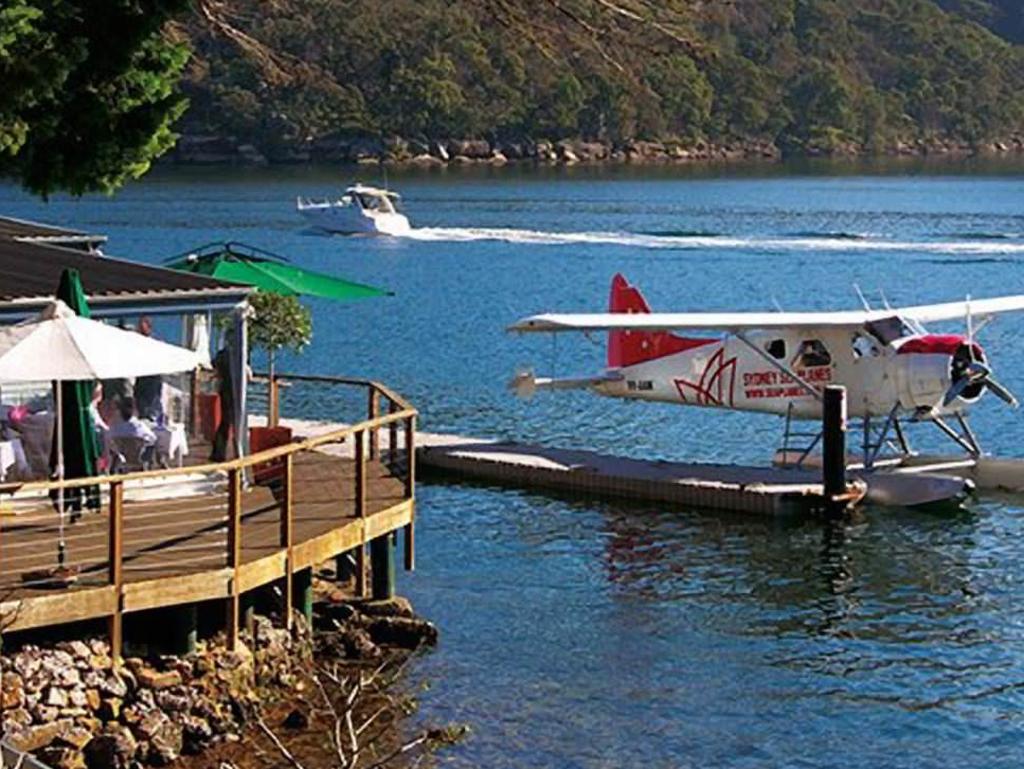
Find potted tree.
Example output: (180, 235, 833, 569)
(247, 291, 312, 480)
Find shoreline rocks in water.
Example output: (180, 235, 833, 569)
(165, 132, 1024, 167)
(1, 598, 438, 769)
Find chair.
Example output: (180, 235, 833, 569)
(109, 435, 152, 474)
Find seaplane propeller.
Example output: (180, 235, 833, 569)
(939, 305, 1019, 411)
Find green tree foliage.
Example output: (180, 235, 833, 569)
(0, 0, 191, 197)
(177, 0, 1024, 154)
(247, 291, 313, 363)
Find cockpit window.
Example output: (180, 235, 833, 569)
(851, 332, 879, 358)
(793, 339, 832, 368)
(765, 339, 786, 360)
(865, 316, 915, 344)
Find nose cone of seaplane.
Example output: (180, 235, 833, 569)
(896, 334, 1017, 411)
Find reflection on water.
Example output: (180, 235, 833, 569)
(405, 484, 1024, 768)
(4, 162, 1024, 767)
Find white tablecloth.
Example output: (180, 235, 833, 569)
(155, 423, 189, 467)
(0, 438, 28, 481)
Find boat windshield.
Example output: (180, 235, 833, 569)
(354, 192, 397, 214)
(355, 192, 399, 214)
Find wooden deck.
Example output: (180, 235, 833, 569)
(0, 375, 418, 645)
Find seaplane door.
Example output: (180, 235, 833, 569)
(847, 329, 889, 416)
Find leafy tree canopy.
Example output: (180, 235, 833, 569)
(0, 0, 190, 197)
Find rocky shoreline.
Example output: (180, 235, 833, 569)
(1, 594, 440, 769)
(166, 133, 1024, 167)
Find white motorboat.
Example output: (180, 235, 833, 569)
(296, 184, 411, 235)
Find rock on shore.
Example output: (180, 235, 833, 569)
(1, 599, 438, 769)
(166, 132, 1024, 167)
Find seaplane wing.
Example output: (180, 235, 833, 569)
(509, 296, 1024, 333)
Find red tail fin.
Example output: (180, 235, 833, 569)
(607, 274, 714, 368)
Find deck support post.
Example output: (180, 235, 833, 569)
(226, 467, 242, 650)
(292, 568, 314, 626)
(403, 415, 416, 571)
(822, 386, 848, 518)
(166, 604, 198, 655)
(370, 533, 396, 599)
(355, 430, 367, 597)
(335, 551, 355, 582)
(107, 481, 124, 664)
(280, 455, 294, 629)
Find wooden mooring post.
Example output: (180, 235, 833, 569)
(822, 385, 848, 518)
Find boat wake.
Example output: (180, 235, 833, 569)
(401, 226, 1024, 254)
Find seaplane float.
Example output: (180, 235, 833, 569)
(296, 184, 411, 236)
(509, 274, 1024, 509)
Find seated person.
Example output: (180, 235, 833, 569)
(108, 397, 157, 467)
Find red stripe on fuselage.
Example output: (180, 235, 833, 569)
(896, 334, 977, 356)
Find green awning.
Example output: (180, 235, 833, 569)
(165, 242, 392, 301)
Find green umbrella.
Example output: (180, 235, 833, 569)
(165, 242, 392, 301)
(50, 268, 101, 510)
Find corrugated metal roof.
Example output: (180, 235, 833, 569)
(0, 215, 89, 239)
(0, 216, 249, 306)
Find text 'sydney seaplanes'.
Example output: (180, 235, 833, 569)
(509, 274, 1024, 508)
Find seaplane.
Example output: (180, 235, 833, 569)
(509, 274, 1024, 508)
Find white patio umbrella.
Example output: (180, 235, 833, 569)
(0, 300, 202, 570)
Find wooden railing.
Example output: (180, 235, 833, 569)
(0, 375, 417, 658)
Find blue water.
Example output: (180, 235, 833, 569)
(5, 159, 1024, 767)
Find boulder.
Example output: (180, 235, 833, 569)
(339, 628, 382, 661)
(6, 718, 73, 752)
(98, 697, 122, 721)
(356, 596, 415, 619)
(32, 704, 60, 723)
(2, 706, 33, 731)
(135, 710, 183, 765)
(365, 616, 438, 650)
(136, 667, 182, 691)
(447, 139, 491, 159)
(84, 725, 138, 769)
(68, 687, 89, 708)
(56, 723, 95, 750)
(408, 153, 445, 167)
(1, 671, 25, 709)
(180, 715, 214, 754)
(36, 746, 86, 769)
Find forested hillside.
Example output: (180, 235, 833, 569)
(174, 0, 1024, 163)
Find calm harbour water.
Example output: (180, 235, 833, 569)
(5, 159, 1024, 767)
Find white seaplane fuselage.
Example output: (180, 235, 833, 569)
(297, 185, 410, 236)
(592, 327, 979, 421)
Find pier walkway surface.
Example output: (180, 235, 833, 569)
(0, 376, 417, 652)
(253, 418, 834, 515)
